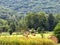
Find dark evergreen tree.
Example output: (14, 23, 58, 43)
(48, 13, 55, 31)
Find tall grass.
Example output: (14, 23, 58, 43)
(0, 36, 56, 45)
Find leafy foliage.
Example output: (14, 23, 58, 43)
(0, 19, 9, 32)
(48, 13, 56, 31)
(0, 6, 59, 34)
(25, 12, 47, 30)
(54, 21, 60, 42)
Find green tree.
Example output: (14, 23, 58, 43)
(17, 19, 28, 32)
(25, 12, 36, 29)
(48, 13, 56, 31)
(55, 13, 60, 22)
(10, 22, 16, 32)
(54, 21, 60, 42)
(8, 15, 18, 32)
(0, 19, 9, 32)
(37, 27, 41, 33)
(25, 12, 47, 31)
(37, 12, 48, 31)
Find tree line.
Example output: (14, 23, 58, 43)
(0, 12, 60, 34)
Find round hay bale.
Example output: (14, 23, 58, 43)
(48, 35, 58, 44)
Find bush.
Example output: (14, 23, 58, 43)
(31, 28, 35, 33)
(54, 21, 60, 42)
(0, 36, 56, 45)
(8, 29, 13, 35)
(37, 27, 41, 33)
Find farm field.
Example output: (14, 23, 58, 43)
(0, 32, 53, 37)
(0, 32, 59, 45)
(0, 0, 60, 45)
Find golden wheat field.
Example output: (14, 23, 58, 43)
(0, 34, 56, 45)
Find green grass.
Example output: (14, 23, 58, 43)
(0, 32, 52, 38)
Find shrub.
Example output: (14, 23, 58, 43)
(54, 21, 60, 42)
(37, 27, 41, 33)
(8, 29, 13, 35)
(0, 36, 56, 45)
(31, 28, 35, 33)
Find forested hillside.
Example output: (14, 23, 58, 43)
(0, 0, 60, 14)
(0, 0, 60, 45)
(0, 5, 24, 20)
(0, 0, 60, 33)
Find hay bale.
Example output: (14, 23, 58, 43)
(48, 35, 58, 44)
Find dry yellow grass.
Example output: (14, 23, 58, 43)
(0, 35, 56, 45)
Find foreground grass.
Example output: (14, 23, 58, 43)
(57, 43, 60, 45)
(0, 32, 58, 45)
(0, 35, 56, 45)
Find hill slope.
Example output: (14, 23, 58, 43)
(0, 5, 20, 19)
(0, 0, 60, 14)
